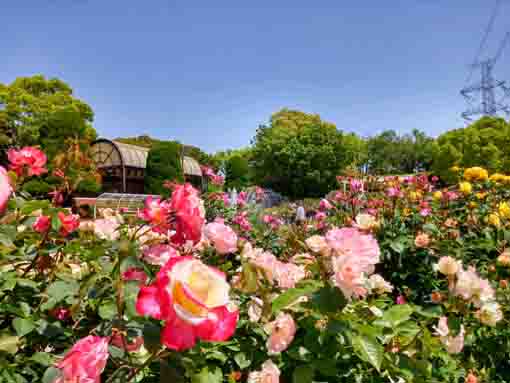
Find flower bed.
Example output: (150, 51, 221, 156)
(0, 149, 509, 382)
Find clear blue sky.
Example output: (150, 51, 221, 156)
(2, 1, 509, 152)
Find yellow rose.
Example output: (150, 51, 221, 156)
(498, 202, 510, 219)
(464, 167, 489, 182)
(504, 176, 510, 185)
(450, 166, 460, 172)
(433, 191, 443, 201)
(490, 173, 505, 183)
(469, 201, 478, 209)
(459, 181, 472, 195)
(488, 213, 501, 228)
(403, 208, 411, 217)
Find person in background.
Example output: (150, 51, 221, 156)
(295, 201, 306, 224)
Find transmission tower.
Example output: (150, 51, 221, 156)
(461, 57, 510, 121)
(461, 0, 510, 121)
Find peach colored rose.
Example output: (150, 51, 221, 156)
(265, 313, 296, 355)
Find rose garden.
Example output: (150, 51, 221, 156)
(1, 77, 510, 383)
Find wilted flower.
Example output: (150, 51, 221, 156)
(367, 274, 393, 294)
(476, 302, 503, 326)
(7, 146, 47, 177)
(265, 313, 296, 354)
(54, 335, 109, 383)
(434, 256, 462, 276)
(455, 266, 495, 306)
(466, 372, 478, 383)
(305, 235, 330, 256)
(93, 218, 120, 240)
(354, 213, 379, 231)
(247, 297, 264, 323)
(204, 222, 238, 254)
(247, 360, 280, 383)
(497, 250, 510, 267)
(136, 257, 238, 350)
(434, 317, 464, 354)
(414, 233, 430, 248)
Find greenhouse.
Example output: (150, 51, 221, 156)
(90, 138, 204, 193)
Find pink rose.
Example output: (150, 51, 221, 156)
(0, 166, 11, 214)
(143, 244, 180, 266)
(204, 222, 238, 254)
(54, 335, 109, 383)
(122, 267, 148, 283)
(7, 146, 47, 177)
(319, 199, 332, 210)
(58, 212, 80, 236)
(265, 313, 296, 354)
(33, 215, 51, 233)
(274, 262, 306, 289)
(169, 183, 205, 245)
(325, 227, 380, 263)
(136, 257, 238, 351)
(247, 360, 280, 383)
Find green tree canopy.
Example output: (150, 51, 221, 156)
(0, 75, 96, 160)
(366, 129, 435, 175)
(251, 109, 364, 198)
(225, 155, 251, 189)
(144, 141, 184, 196)
(432, 116, 510, 176)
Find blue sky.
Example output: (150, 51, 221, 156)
(2, 1, 509, 152)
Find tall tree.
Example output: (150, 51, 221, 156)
(0, 75, 96, 161)
(145, 141, 184, 196)
(251, 109, 362, 198)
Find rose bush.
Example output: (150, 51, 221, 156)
(0, 149, 509, 383)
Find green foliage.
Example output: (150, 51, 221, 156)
(22, 179, 54, 195)
(0, 75, 96, 159)
(366, 129, 436, 175)
(145, 141, 184, 195)
(225, 155, 251, 189)
(432, 116, 510, 180)
(251, 109, 365, 198)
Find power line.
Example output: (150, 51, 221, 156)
(466, 0, 502, 84)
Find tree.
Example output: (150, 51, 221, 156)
(0, 75, 96, 161)
(431, 116, 510, 181)
(251, 109, 359, 198)
(225, 155, 250, 189)
(145, 141, 184, 195)
(366, 129, 435, 175)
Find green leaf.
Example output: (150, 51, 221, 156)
(42, 367, 62, 383)
(142, 323, 161, 353)
(191, 366, 222, 383)
(46, 280, 79, 302)
(20, 200, 50, 215)
(311, 286, 347, 314)
(352, 334, 383, 372)
(124, 282, 140, 319)
(292, 365, 314, 383)
(374, 304, 414, 328)
(390, 240, 405, 254)
(234, 352, 251, 369)
(31, 352, 55, 366)
(51, 214, 61, 232)
(272, 284, 320, 313)
(98, 301, 117, 320)
(12, 318, 35, 337)
(0, 332, 19, 354)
